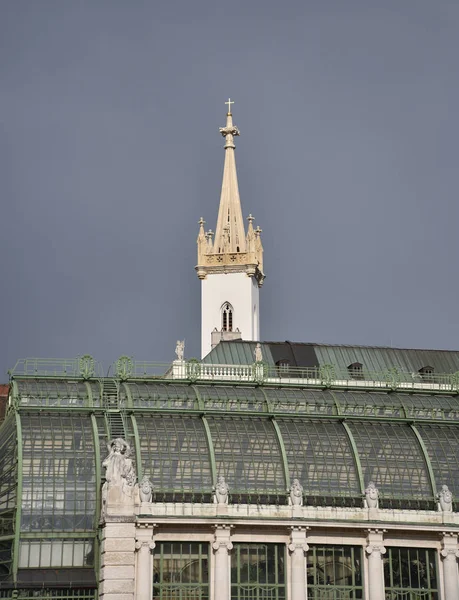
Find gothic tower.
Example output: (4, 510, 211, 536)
(196, 101, 265, 358)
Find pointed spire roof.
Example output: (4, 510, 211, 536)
(213, 102, 246, 254)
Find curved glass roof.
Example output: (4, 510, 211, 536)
(5, 378, 459, 512)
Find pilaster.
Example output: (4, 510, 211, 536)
(441, 532, 459, 600)
(365, 529, 386, 600)
(288, 526, 308, 600)
(100, 520, 136, 600)
(135, 524, 156, 600)
(212, 524, 233, 600)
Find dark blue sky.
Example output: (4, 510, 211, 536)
(1, 0, 458, 378)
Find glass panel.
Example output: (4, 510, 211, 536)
(16, 380, 89, 408)
(207, 417, 285, 498)
(231, 543, 285, 599)
(277, 419, 360, 502)
(0, 416, 18, 538)
(307, 545, 363, 599)
(21, 413, 96, 531)
(264, 388, 337, 415)
(199, 386, 266, 413)
(334, 391, 404, 419)
(416, 424, 459, 500)
(0, 539, 13, 582)
(137, 415, 212, 499)
(18, 539, 94, 568)
(348, 422, 431, 505)
(384, 547, 439, 599)
(128, 383, 197, 410)
(153, 541, 209, 599)
(402, 395, 459, 421)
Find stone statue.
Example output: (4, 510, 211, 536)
(175, 340, 185, 361)
(139, 475, 153, 503)
(213, 475, 229, 504)
(437, 484, 453, 512)
(254, 343, 263, 363)
(289, 479, 303, 506)
(101, 438, 136, 516)
(364, 481, 379, 509)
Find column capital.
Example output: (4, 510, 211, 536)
(288, 542, 309, 554)
(366, 544, 386, 556)
(213, 523, 234, 551)
(135, 540, 155, 552)
(441, 548, 459, 560)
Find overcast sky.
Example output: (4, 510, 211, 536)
(1, 0, 458, 378)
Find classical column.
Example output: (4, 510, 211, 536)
(288, 526, 308, 600)
(366, 529, 386, 600)
(441, 533, 459, 600)
(213, 524, 233, 600)
(135, 526, 156, 600)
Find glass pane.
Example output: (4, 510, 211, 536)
(307, 545, 363, 599)
(199, 386, 266, 413)
(207, 417, 285, 497)
(137, 414, 212, 499)
(153, 541, 209, 599)
(416, 424, 459, 500)
(128, 382, 197, 410)
(231, 543, 285, 600)
(384, 547, 438, 598)
(277, 419, 360, 500)
(348, 422, 431, 504)
(20, 413, 96, 532)
(264, 388, 337, 415)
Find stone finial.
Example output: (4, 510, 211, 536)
(139, 475, 153, 503)
(213, 475, 229, 505)
(289, 479, 304, 506)
(254, 343, 263, 363)
(437, 484, 453, 513)
(175, 340, 185, 361)
(364, 481, 379, 509)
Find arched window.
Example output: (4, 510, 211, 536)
(221, 303, 233, 332)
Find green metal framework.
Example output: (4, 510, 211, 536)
(383, 547, 439, 599)
(307, 545, 363, 599)
(4, 359, 459, 591)
(231, 543, 286, 600)
(152, 542, 209, 600)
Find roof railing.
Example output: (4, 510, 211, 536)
(8, 357, 459, 393)
(9, 356, 103, 379)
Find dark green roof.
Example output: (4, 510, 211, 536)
(204, 340, 459, 374)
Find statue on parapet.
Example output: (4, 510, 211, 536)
(139, 475, 153, 503)
(101, 438, 136, 516)
(254, 343, 263, 363)
(364, 481, 379, 509)
(175, 340, 185, 361)
(289, 479, 304, 506)
(213, 475, 229, 505)
(437, 484, 453, 513)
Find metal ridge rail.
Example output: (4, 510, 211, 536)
(9, 357, 459, 394)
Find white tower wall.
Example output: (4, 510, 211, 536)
(201, 272, 260, 358)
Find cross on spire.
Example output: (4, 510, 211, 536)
(225, 98, 234, 114)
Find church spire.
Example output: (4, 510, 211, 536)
(196, 101, 265, 357)
(213, 100, 246, 254)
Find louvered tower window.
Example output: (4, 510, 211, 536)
(222, 303, 233, 332)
